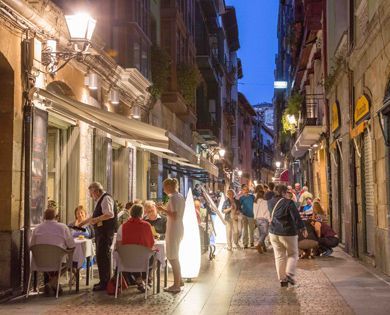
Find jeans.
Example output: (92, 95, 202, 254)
(241, 215, 255, 247)
(256, 218, 269, 246)
(269, 233, 298, 281)
(226, 219, 240, 248)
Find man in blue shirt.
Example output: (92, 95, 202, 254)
(239, 184, 255, 248)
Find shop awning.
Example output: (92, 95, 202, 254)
(32, 88, 218, 176)
(291, 125, 324, 158)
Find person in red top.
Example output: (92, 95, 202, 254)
(116, 204, 155, 292)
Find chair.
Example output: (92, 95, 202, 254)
(114, 244, 156, 300)
(27, 244, 73, 299)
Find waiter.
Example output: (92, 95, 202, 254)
(84, 182, 116, 291)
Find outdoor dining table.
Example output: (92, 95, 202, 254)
(73, 238, 94, 292)
(111, 235, 167, 293)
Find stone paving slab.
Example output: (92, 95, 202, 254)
(2, 246, 390, 314)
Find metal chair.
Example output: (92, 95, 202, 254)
(114, 244, 156, 300)
(27, 244, 73, 299)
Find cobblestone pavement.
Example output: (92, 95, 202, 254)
(3, 246, 390, 315)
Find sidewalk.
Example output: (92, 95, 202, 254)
(2, 246, 390, 314)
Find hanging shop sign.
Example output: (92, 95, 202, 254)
(331, 101, 340, 133)
(354, 95, 371, 125)
(350, 120, 369, 139)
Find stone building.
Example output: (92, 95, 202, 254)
(326, 0, 390, 274)
(0, 0, 219, 297)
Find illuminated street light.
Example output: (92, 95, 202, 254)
(286, 114, 297, 125)
(65, 13, 96, 47)
(238, 170, 243, 177)
(219, 148, 226, 158)
(275, 161, 281, 168)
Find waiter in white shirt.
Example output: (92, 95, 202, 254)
(83, 182, 116, 291)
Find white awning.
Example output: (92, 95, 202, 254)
(291, 125, 325, 158)
(31, 88, 218, 176)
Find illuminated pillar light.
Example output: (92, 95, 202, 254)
(213, 193, 227, 244)
(179, 189, 201, 279)
(109, 89, 120, 105)
(88, 72, 98, 90)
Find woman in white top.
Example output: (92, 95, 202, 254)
(157, 178, 185, 293)
(253, 186, 271, 253)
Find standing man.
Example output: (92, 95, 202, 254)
(239, 184, 255, 248)
(86, 182, 116, 291)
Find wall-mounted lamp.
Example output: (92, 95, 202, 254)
(275, 161, 281, 168)
(131, 105, 141, 119)
(109, 89, 120, 105)
(85, 71, 98, 90)
(42, 12, 96, 74)
(237, 170, 243, 177)
(219, 148, 226, 158)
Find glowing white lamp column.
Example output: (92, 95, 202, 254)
(213, 193, 227, 244)
(179, 189, 201, 279)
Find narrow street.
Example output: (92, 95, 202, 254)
(3, 247, 390, 315)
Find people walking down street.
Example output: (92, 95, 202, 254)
(264, 182, 275, 200)
(312, 219, 339, 256)
(239, 184, 256, 248)
(294, 183, 302, 207)
(84, 182, 117, 291)
(253, 187, 271, 253)
(222, 189, 239, 250)
(269, 185, 307, 287)
(286, 186, 297, 203)
(156, 178, 185, 293)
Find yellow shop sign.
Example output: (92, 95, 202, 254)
(331, 102, 340, 133)
(354, 95, 370, 124)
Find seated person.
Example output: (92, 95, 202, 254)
(143, 200, 167, 236)
(30, 208, 75, 296)
(298, 219, 318, 259)
(69, 205, 94, 239)
(116, 204, 154, 292)
(118, 199, 142, 225)
(312, 219, 339, 256)
(300, 198, 313, 220)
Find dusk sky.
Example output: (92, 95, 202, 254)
(225, 0, 278, 105)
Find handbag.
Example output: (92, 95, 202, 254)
(270, 198, 284, 221)
(106, 274, 128, 295)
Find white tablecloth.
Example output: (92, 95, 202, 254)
(73, 238, 94, 268)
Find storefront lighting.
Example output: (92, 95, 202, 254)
(131, 105, 141, 119)
(238, 170, 243, 177)
(274, 81, 288, 89)
(109, 89, 120, 105)
(87, 72, 99, 90)
(179, 189, 201, 279)
(275, 161, 281, 168)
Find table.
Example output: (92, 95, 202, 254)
(73, 238, 94, 292)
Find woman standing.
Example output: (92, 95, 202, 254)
(157, 178, 185, 293)
(222, 189, 239, 250)
(269, 185, 307, 287)
(253, 187, 270, 253)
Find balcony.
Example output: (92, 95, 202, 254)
(292, 94, 326, 158)
(196, 116, 220, 145)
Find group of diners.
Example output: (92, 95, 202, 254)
(29, 178, 186, 296)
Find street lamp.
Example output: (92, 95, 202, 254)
(42, 12, 97, 74)
(275, 161, 281, 168)
(218, 148, 226, 158)
(238, 170, 243, 177)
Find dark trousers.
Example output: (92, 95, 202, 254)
(95, 229, 114, 285)
(319, 236, 339, 251)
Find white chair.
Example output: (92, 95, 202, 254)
(27, 244, 73, 299)
(114, 244, 156, 300)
